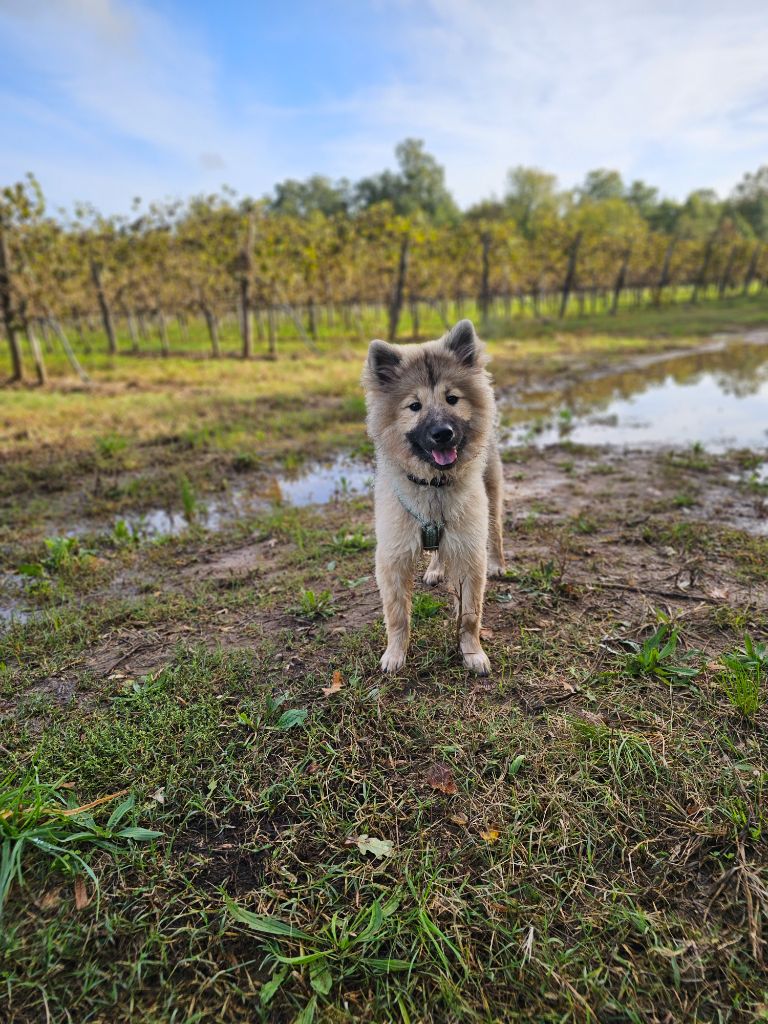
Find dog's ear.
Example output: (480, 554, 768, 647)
(367, 339, 402, 387)
(444, 319, 478, 367)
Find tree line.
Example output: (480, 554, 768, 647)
(2, 140, 767, 383)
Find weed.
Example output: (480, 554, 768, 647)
(332, 528, 373, 551)
(673, 492, 696, 508)
(569, 717, 660, 784)
(412, 592, 445, 621)
(179, 476, 198, 523)
(719, 636, 766, 717)
(295, 588, 335, 620)
(572, 513, 597, 534)
(0, 772, 160, 913)
(111, 518, 142, 548)
(619, 620, 701, 684)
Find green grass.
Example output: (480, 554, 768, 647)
(2, 300, 768, 1021)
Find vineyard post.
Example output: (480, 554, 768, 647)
(742, 243, 761, 296)
(0, 221, 24, 381)
(238, 213, 255, 358)
(24, 319, 47, 386)
(653, 239, 675, 306)
(90, 259, 117, 354)
(479, 231, 491, 326)
(610, 246, 632, 315)
(559, 231, 582, 319)
(388, 232, 410, 342)
(691, 238, 713, 304)
(718, 245, 737, 298)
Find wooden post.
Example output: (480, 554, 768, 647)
(156, 308, 170, 357)
(239, 213, 255, 359)
(90, 259, 117, 354)
(24, 320, 47, 385)
(0, 223, 23, 381)
(559, 232, 582, 319)
(610, 246, 632, 315)
(742, 243, 761, 296)
(653, 240, 676, 306)
(479, 231, 491, 325)
(388, 233, 410, 343)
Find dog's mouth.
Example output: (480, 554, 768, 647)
(431, 447, 458, 467)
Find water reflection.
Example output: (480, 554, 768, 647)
(504, 334, 768, 451)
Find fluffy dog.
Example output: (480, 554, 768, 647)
(362, 319, 505, 675)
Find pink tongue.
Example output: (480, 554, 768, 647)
(432, 447, 458, 466)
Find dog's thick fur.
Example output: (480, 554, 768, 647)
(362, 319, 505, 675)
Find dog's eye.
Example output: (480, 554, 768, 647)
(409, 401, 422, 412)
(446, 395, 459, 405)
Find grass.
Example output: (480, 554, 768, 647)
(1, 298, 768, 1021)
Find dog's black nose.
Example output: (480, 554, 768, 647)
(430, 425, 455, 446)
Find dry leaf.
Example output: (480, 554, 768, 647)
(150, 787, 166, 804)
(322, 670, 343, 696)
(480, 828, 500, 844)
(450, 813, 469, 827)
(74, 876, 91, 910)
(425, 763, 458, 795)
(346, 834, 393, 858)
(39, 888, 62, 910)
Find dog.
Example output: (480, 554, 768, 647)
(362, 319, 505, 676)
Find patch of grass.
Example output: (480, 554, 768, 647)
(294, 587, 335, 620)
(412, 592, 445, 621)
(617, 620, 701, 684)
(0, 772, 160, 913)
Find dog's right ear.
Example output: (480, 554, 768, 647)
(367, 339, 402, 387)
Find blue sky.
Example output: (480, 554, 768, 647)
(1, 0, 767, 215)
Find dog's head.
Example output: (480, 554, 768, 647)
(362, 320, 496, 477)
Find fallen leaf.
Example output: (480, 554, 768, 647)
(74, 876, 91, 910)
(348, 834, 393, 858)
(39, 888, 62, 910)
(480, 828, 500, 844)
(425, 763, 458, 795)
(450, 813, 468, 827)
(322, 670, 343, 696)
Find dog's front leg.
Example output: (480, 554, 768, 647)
(453, 555, 491, 676)
(376, 549, 415, 672)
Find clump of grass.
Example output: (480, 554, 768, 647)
(620, 620, 701, 684)
(719, 634, 766, 717)
(18, 536, 93, 596)
(110, 518, 142, 548)
(179, 476, 198, 523)
(295, 588, 334, 620)
(569, 717, 660, 784)
(332, 529, 374, 552)
(572, 513, 597, 534)
(412, 592, 444, 622)
(0, 772, 161, 914)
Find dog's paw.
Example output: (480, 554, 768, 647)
(423, 567, 444, 587)
(380, 647, 407, 673)
(487, 561, 507, 579)
(462, 649, 491, 676)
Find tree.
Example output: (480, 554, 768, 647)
(354, 139, 458, 224)
(730, 166, 768, 241)
(503, 167, 563, 239)
(578, 169, 625, 203)
(270, 175, 352, 219)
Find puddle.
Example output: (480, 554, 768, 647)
(273, 455, 373, 506)
(503, 332, 768, 452)
(57, 454, 375, 545)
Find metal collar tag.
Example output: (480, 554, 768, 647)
(421, 522, 444, 551)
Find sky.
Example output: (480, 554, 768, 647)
(1, 0, 767, 215)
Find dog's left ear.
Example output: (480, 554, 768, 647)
(445, 319, 478, 367)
